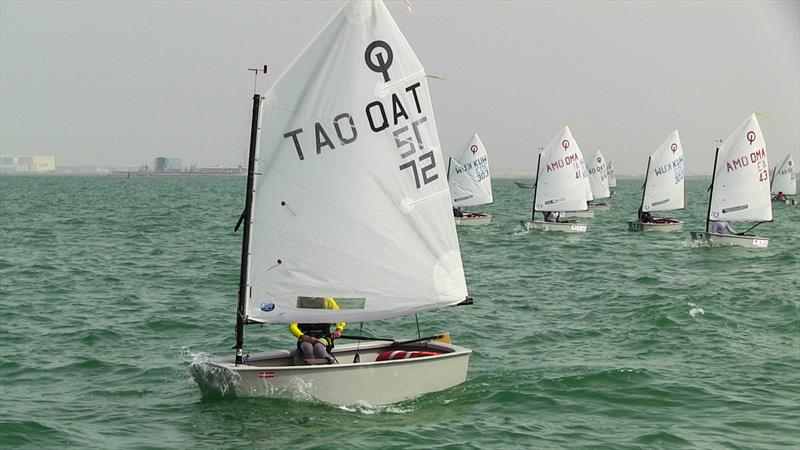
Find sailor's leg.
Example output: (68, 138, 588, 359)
(312, 342, 331, 359)
(298, 341, 315, 359)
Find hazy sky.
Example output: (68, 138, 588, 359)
(1, 0, 798, 176)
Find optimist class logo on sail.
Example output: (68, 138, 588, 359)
(282, 40, 439, 190)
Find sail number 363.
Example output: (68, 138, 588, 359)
(394, 116, 437, 189)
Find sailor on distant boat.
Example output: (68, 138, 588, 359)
(711, 220, 737, 235)
(290, 297, 346, 364)
(453, 207, 464, 218)
(774, 191, 786, 201)
(544, 211, 560, 223)
(637, 207, 653, 224)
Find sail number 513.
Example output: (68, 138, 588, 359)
(394, 116, 438, 189)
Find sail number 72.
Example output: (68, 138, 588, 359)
(394, 116, 438, 189)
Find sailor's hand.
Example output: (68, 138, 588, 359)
(301, 335, 317, 343)
(331, 329, 342, 339)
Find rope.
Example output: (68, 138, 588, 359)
(353, 322, 363, 363)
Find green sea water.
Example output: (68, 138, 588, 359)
(1, 176, 798, 449)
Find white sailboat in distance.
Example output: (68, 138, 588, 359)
(192, 0, 473, 406)
(514, 180, 535, 189)
(449, 133, 493, 225)
(607, 160, 618, 194)
(690, 114, 772, 248)
(586, 149, 611, 211)
(628, 130, 685, 232)
(514, 147, 542, 189)
(771, 154, 797, 204)
(521, 126, 589, 233)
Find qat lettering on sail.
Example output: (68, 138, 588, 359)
(588, 159, 606, 179)
(282, 40, 437, 190)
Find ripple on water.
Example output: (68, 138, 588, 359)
(1, 177, 798, 449)
(0, 421, 75, 448)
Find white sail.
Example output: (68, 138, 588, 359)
(245, 0, 467, 324)
(579, 154, 594, 202)
(448, 133, 493, 207)
(709, 114, 772, 222)
(587, 150, 611, 200)
(607, 161, 617, 188)
(534, 126, 589, 212)
(643, 130, 684, 212)
(771, 154, 797, 196)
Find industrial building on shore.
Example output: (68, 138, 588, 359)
(0, 154, 244, 176)
(125, 156, 244, 176)
(0, 155, 56, 174)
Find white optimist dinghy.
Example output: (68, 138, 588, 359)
(628, 130, 685, 232)
(586, 149, 611, 211)
(771, 154, 797, 205)
(521, 126, 589, 233)
(192, 0, 473, 406)
(607, 160, 618, 195)
(448, 133, 493, 226)
(690, 114, 772, 248)
(514, 180, 535, 189)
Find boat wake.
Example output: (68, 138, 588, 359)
(336, 401, 415, 415)
(513, 222, 531, 235)
(687, 303, 705, 317)
(186, 351, 239, 397)
(683, 237, 709, 248)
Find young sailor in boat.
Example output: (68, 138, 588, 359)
(289, 297, 346, 364)
(711, 220, 737, 235)
(453, 207, 464, 218)
(774, 191, 786, 201)
(637, 207, 654, 223)
(544, 211, 561, 223)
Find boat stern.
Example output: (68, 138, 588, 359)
(455, 214, 492, 226)
(522, 220, 587, 233)
(690, 231, 769, 248)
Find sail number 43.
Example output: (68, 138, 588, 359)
(395, 116, 438, 189)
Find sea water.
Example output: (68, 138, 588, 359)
(1, 176, 798, 449)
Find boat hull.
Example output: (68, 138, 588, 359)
(773, 198, 797, 205)
(689, 231, 769, 248)
(191, 341, 471, 405)
(561, 210, 594, 219)
(455, 213, 492, 226)
(514, 181, 534, 189)
(521, 220, 587, 233)
(628, 219, 684, 232)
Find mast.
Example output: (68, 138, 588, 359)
(639, 156, 651, 218)
(446, 157, 453, 181)
(530, 153, 542, 221)
(235, 93, 263, 365)
(705, 147, 720, 233)
(770, 166, 776, 191)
